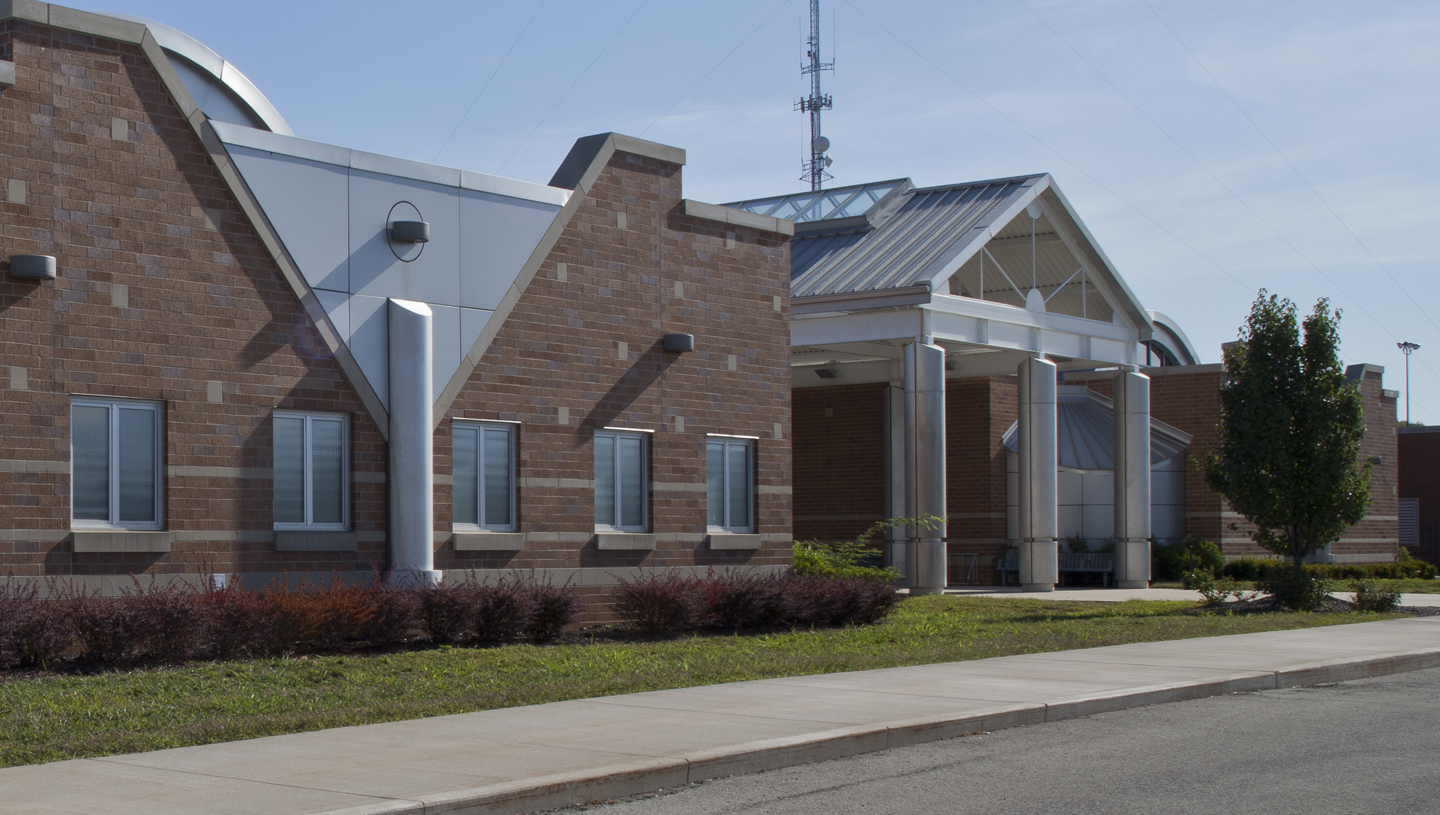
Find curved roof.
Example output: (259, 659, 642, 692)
(108, 14, 292, 135)
(1148, 310, 1201, 366)
(1002, 386, 1192, 469)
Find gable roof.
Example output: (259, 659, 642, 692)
(724, 173, 1152, 332)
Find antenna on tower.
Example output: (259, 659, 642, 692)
(796, 0, 833, 191)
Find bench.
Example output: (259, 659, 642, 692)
(994, 550, 1114, 587)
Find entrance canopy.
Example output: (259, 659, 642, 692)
(727, 174, 1153, 386)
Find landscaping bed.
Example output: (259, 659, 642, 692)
(0, 595, 1404, 768)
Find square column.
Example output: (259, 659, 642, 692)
(1112, 369, 1152, 588)
(904, 342, 947, 594)
(1017, 356, 1058, 591)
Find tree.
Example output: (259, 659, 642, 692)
(1202, 293, 1370, 606)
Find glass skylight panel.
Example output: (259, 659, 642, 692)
(767, 193, 820, 220)
(830, 182, 897, 218)
(796, 189, 855, 221)
(737, 198, 783, 214)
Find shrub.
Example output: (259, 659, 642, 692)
(70, 591, 146, 664)
(1351, 580, 1401, 612)
(127, 580, 207, 663)
(1187, 570, 1244, 606)
(612, 572, 702, 634)
(848, 579, 902, 625)
(524, 581, 580, 644)
(1155, 540, 1224, 581)
(702, 571, 785, 630)
(1221, 557, 1278, 582)
(0, 579, 74, 668)
(355, 580, 419, 647)
(784, 575, 858, 627)
(472, 580, 531, 645)
(418, 579, 477, 643)
(198, 583, 266, 660)
(1259, 569, 1331, 612)
(254, 580, 331, 655)
(792, 541, 898, 582)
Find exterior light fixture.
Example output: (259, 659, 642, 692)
(662, 333, 695, 352)
(8, 254, 56, 280)
(389, 220, 430, 244)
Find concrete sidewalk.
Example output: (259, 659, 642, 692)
(6, 618, 1440, 815)
(944, 586, 1440, 607)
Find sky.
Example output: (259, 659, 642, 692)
(72, 0, 1440, 422)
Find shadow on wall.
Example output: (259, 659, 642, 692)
(581, 339, 677, 432)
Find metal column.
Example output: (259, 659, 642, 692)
(1017, 356, 1058, 591)
(387, 298, 440, 588)
(1112, 369, 1152, 589)
(904, 342, 947, 594)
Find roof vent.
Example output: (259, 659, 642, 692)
(389, 220, 430, 244)
(8, 255, 56, 280)
(815, 367, 839, 380)
(662, 333, 695, 352)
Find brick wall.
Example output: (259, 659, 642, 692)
(0, 21, 387, 578)
(439, 148, 793, 575)
(791, 383, 887, 542)
(1398, 428, 1440, 564)
(946, 376, 1014, 584)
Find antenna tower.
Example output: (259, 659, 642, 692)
(796, 0, 833, 190)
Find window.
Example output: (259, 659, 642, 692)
(594, 430, 647, 532)
(71, 398, 163, 529)
(453, 421, 516, 531)
(273, 412, 348, 530)
(707, 437, 754, 533)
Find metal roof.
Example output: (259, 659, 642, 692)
(1001, 386, 1192, 469)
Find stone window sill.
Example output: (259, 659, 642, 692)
(72, 530, 172, 553)
(452, 532, 525, 551)
(595, 533, 657, 550)
(707, 533, 762, 550)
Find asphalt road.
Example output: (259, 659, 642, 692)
(557, 667, 1440, 815)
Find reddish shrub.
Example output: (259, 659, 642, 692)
(702, 571, 785, 630)
(355, 580, 420, 647)
(613, 572, 703, 634)
(419, 579, 476, 643)
(254, 581, 328, 655)
(307, 580, 377, 651)
(198, 584, 266, 660)
(471, 579, 531, 645)
(524, 580, 580, 644)
(70, 591, 146, 664)
(847, 580, 902, 624)
(126, 579, 207, 663)
(0, 579, 75, 668)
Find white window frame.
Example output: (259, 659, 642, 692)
(594, 429, 649, 533)
(452, 420, 518, 532)
(707, 435, 755, 534)
(70, 397, 164, 531)
(272, 410, 350, 532)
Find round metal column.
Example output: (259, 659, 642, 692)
(1017, 356, 1058, 591)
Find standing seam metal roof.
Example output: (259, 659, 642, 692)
(786, 175, 1042, 298)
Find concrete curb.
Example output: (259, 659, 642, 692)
(311, 647, 1440, 815)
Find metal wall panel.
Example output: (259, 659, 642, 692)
(430, 304, 461, 406)
(348, 170, 461, 307)
(228, 146, 350, 293)
(348, 294, 389, 409)
(459, 190, 561, 311)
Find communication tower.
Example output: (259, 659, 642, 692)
(796, 0, 833, 190)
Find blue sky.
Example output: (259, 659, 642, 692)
(78, 0, 1440, 421)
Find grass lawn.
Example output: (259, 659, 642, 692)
(1151, 579, 1440, 594)
(0, 596, 1406, 768)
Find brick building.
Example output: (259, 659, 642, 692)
(725, 179, 1400, 589)
(0, 5, 793, 599)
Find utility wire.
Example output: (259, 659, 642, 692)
(840, 0, 1256, 297)
(495, 0, 649, 175)
(640, 0, 793, 138)
(431, 0, 547, 164)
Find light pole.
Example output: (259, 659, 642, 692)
(1398, 341, 1421, 424)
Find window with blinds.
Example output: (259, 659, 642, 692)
(71, 398, 163, 529)
(595, 430, 647, 532)
(273, 411, 348, 530)
(706, 437, 754, 533)
(452, 421, 516, 532)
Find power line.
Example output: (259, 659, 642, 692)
(840, 0, 1255, 296)
(639, 0, 792, 138)
(494, 0, 649, 175)
(430, 0, 547, 164)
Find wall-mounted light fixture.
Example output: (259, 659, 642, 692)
(389, 220, 430, 244)
(8, 254, 56, 280)
(662, 333, 695, 352)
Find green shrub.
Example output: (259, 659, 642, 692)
(1259, 569, 1331, 612)
(1187, 570, 1245, 606)
(1221, 556, 1279, 582)
(1154, 540, 1224, 581)
(1350, 580, 1401, 612)
(792, 516, 938, 582)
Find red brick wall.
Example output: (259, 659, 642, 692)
(0, 21, 387, 578)
(440, 148, 793, 574)
(1399, 429, 1440, 564)
(945, 376, 1014, 584)
(1342, 371, 1399, 561)
(791, 383, 887, 542)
